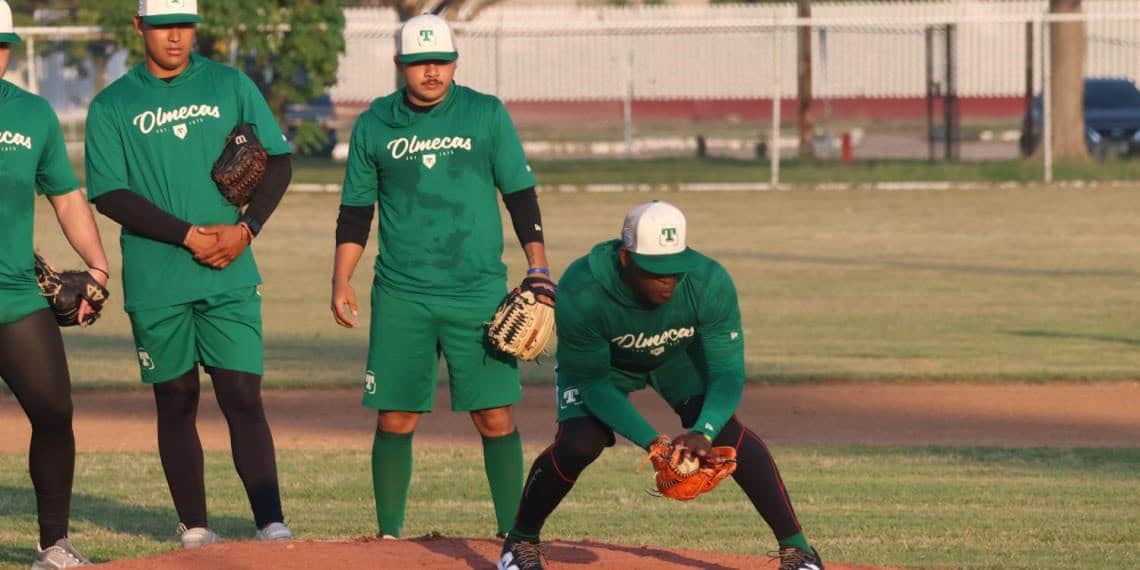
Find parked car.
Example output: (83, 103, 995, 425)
(284, 94, 338, 157)
(1020, 77, 1140, 158)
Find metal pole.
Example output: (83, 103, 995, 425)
(943, 23, 958, 162)
(494, 15, 502, 96)
(25, 36, 37, 94)
(1024, 21, 1034, 154)
(771, 27, 782, 187)
(1042, 18, 1052, 183)
(926, 26, 935, 162)
(623, 45, 634, 159)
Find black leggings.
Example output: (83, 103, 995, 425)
(516, 396, 802, 540)
(153, 367, 284, 529)
(0, 309, 76, 547)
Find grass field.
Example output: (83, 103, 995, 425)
(0, 446, 1136, 570)
(24, 186, 1140, 389)
(290, 157, 1140, 186)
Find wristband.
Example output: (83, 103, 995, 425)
(526, 267, 550, 276)
(239, 214, 263, 237)
(89, 267, 110, 278)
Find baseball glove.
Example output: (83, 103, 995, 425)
(34, 254, 110, 327)
(485, 279, 556, 361)
(643, 435, 737, 501)
(211, 123, 268, 207)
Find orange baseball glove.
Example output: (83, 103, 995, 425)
(643, 435, 737, 501)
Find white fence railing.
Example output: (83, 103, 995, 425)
(332, 1, 1140, 103)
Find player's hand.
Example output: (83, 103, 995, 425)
(331, 279, 359, 328)
(75, 269, 109, 326)
(192, 224, 249, 269)
(672, 431, 713, 463)
(182, 224, 218, 262)
(522, 275, 556, 305)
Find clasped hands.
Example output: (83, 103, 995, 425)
(183, 224, 252, 269)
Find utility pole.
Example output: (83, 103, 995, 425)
(797, 0, 814, 159)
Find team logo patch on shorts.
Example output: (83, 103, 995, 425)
(364, 370, 377, 395)
(558, 386, 581, 410)
(137, 347, 157, 371)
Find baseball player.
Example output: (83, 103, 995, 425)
(498, 201, 825, 570)
(83, 0, 294, 547)
(0, 2, 109, 567)
(331, 14, 555, 539)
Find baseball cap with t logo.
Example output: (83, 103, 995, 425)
(138, 0, 203, 26)
(396, 14, 458, 64)
(0, 0, 21, 44)
(621, 200, 701, 275)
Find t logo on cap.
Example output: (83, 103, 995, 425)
(659, 227, 678, 245)
(418, 29, 435, 46)
(397, 14, 458, 64)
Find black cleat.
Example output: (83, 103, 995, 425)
(498, 535, 545, 570)
(777, 546, 824, 570)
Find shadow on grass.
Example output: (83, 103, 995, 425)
(578, 540, 740, 569)
(0, 484, 250, 564)
(1010, 329, 1140, 347)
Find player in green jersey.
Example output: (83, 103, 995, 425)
(84, 0, 294, 548)
(331, 14, 555, 539)
(0, 2, 110, 566)
(498, 201, 824, 570)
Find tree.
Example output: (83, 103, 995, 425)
(1043, 0, 1089, 160)
(93, 0, 345, 123)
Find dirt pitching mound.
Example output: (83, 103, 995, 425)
(93, 534, 899, 569)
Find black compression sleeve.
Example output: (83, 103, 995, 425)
(501, 187, 544, 245)
(336, 204, 375, 246)
(239, 154, 292, 236)
(94, 190, 191, 245)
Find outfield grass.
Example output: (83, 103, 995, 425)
(0, 446, 1135, 569)
(23, 187, 1140, 389)
(288, 157, 1140, 187)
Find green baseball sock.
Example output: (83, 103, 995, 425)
(778, 531, 812, 552)
(482, 429, 524, 535)
(372, 429, 413, 538)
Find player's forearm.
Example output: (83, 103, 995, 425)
(240, 154, 292, 236)
(93, 189, 191, 245)
(333, 242, 366, 284)
(693, 367, 745, 440)
(523, 242, 549, 272)
(336, 204, 374, 248)
(49, 190, 109, 273)
(581, 383, 660, 449)
(502, 187, 545, 250)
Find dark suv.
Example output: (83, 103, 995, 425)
(1020, 77, 1140, 158)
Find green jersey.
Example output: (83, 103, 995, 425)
(0, 80, 80, 324)
(84, 54, 291, 312)
(556, 240, 746, 448)
(340, 84, 536, 300)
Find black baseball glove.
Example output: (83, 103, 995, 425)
(34, 254, 110, 327)
(212, 123, 268, 207)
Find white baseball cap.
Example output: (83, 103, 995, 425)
(138, 0, 203, 26)
(0, 0, 21, 44)
(621, 200, 700, 275)
(397, 14, 458, 64)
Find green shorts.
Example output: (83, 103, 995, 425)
(127, 286, 262, 383)
(556, 348, 707, 423)
(363, 283, 519, 412)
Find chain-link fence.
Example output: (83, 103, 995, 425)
(15, 2, 1140, 184)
